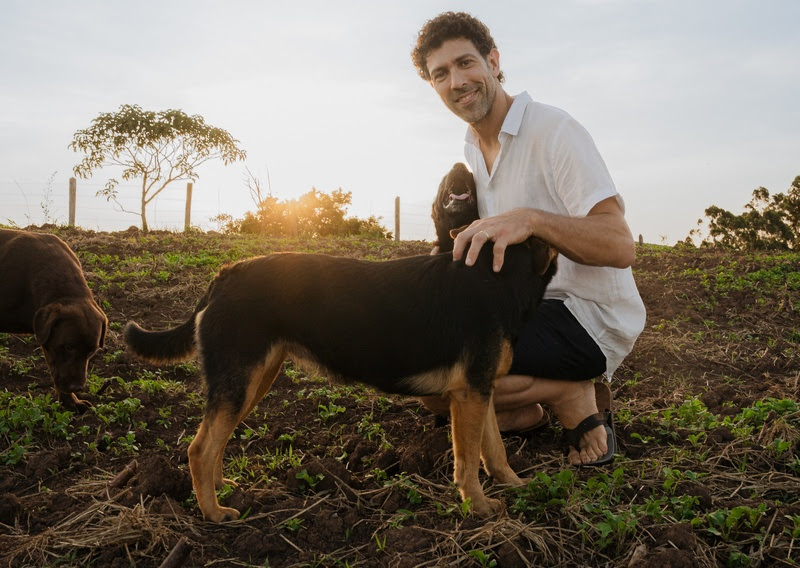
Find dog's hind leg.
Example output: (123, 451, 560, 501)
(480, 399, 527, 486)
(189, 409, 242, 522)
(479, 340, 527, 486)
(190, 346, 287, 522)
(212, 347, 286, 490)
(449, 387, 504, 517)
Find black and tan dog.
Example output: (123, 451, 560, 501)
(124, 163, 557, 522)
(0, 228, 107, 410)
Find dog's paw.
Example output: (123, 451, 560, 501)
(471, 496, 506, 518)
(490, 467, 526, 487)
(215, 477, 238, 490)
(205, 506, 241, 523)
(57, 392, 92, 413)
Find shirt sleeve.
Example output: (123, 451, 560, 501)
(548, 116, 619, 218)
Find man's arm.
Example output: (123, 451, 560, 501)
(452, 196, 635, 272)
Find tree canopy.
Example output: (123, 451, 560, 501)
(696, 175, 800, 250)
(219, 187, 390, 239)
(71, 104, 246, 231)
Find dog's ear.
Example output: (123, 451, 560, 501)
(33, 304, 62, 346)
(448, 225, 471, 240)
(94, 302, 108, 348)
(529, 238, 559, 275)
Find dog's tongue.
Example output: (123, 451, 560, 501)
(450, 193, 469, 201)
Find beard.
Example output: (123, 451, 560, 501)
(445, 79, 496, 124)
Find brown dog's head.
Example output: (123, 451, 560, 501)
(33, 300, 107, 408)
(432, 163, 479, 253)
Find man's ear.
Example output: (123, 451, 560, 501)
(487, 48, 501, 79)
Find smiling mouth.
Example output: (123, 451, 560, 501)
(454, 89, 478, 106)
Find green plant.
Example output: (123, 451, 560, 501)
(785, 514, 800, 539)
(386, 474, 424, 505)
(388, 509, 417, 528)
(282, 517, 304, 533)
(510, 470, 575, 517)
(700, 504, 768, 542)
(587, 509, 639, 551)
(295, 469, 324, 493)
(93, 398, 142, 426)
(468, 549, 497, 567)
(0, 391, 74, 465)
(318, 401, 346, 422)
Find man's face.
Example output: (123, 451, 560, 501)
(426, 38, 500, 125)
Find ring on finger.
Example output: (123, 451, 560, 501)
(479, 230, 491, 240)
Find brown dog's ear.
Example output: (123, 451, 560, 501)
(448, 225, 471, 240)
(93, 300, 108, 348)
(33, 304, 61, 346)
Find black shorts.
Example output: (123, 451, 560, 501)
(508, 299, 606, 381)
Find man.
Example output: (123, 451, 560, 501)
(412, 12, 646, 466)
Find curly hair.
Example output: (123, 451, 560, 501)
(411, 12, 504, 83)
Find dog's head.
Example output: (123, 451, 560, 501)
(432, 163, 479, 253)
(33, 300, 107, 403)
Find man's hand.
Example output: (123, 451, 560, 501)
(451, 197, 635, 271)
(452, 208, 534, 272)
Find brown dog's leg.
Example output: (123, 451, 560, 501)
(449, 388, 504, 517)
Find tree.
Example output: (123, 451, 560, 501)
(699, 175, 800, 250)
(223, 186, 390, 239)
(70, 104, 246, 231)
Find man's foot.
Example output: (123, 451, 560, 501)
(496, 403, 549, 434)
(548, 381, 610, 465)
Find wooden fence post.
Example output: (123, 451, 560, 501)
(69, 178, 77, 226)
(394, 196, 400, 242)
(184, 183, 193, 232)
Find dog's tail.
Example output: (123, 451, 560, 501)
(123, 289, 210, 364)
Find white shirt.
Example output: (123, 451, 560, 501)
(464, 91, 646, 378)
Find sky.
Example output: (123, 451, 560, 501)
(1, 0, 798, 244)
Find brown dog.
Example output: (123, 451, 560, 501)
(431, 162, 478, 252)
(124, 165, 557, 522)
(0, 228, 107, 410)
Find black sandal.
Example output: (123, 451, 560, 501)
(563, 382, 616, 466)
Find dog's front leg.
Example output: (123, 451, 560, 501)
(188, 412, 241, 522)
(449, 388, 504, 517)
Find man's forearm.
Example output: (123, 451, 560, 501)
(526, 206, 635, 269)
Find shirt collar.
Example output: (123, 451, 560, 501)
(465, 91, 532, 146)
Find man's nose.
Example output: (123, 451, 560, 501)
(449, 68, 468, 90)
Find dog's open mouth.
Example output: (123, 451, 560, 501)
(444, 192, 473, 210)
